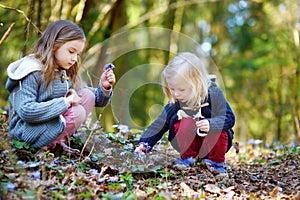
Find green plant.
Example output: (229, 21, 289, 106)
(122, 190, 136, 199)
(130, 164, 145, 172)
(78, 162, 91, 172)
(44, 163, 65, 179)
(181, 170, 185, 178)
(101, 192, 123, 199)
(53, 191, 64, 200)
(108, 182, 122, 192)
(0, 169, 16, 196)
(152, 195, 167, 200)
(78, 190, 91, 199)
(12, 138, 34, 150)
(146, 187, 156, 195)
(158, 169, 174, 179)
(120, 173, 135, 191)
(0, 182, 9, 196)
(16, 189, 36, 200)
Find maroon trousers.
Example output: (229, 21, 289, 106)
(173, 118, 228, 163)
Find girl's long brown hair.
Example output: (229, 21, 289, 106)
(33, 20, 86, 88)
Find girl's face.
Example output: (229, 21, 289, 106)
(54, 39, 85, 70)
(166, 76, 191, 103)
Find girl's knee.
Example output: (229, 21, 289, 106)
(78, 88, 95, 112)
(71, 105, 87, 127)
(79, 88, 95, 102)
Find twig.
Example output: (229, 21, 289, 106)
(73, 127, 95, 173)
(0, 4, 41, 34)
(182, 102, 209, 110)
(98, 165, 108, 179)
(79, 114, 103, 159)
(79, 126, 96, 159)
(86, 141, 95, 158)
(86, 70, 94, 87)
(0, 22, 15, 46)
(118, 0, 220, 32)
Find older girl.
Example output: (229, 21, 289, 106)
(134, 52, 235, 174)
(6, 20, 115, 153)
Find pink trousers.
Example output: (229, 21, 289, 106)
(44, 88, 95, 149)
(173, 118, 228, 163)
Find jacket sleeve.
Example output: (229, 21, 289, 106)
(205, 86, 235, 134)
(89, 83, 113, 107)
(16, 73, 68, 123)
(138, 103, 177, 149)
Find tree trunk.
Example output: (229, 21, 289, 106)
(162, 0, 176, 63)
(37, 0, 42, 31)
(93, 0, 127, 131)
(22, 0, 35, 55)
(61, 0, 72, 20)
(50, 0, 62, 22)
(276, 65, 283, 141)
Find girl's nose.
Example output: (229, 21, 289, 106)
(173, 91, 179, 98)
(72, 55, 78, 62)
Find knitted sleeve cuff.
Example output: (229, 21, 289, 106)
(59, 115, 66, 127)
(64, 97, 71, 108)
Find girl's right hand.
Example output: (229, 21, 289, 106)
(195, 118, 210, 133)
(101, 68, 116, 90)
(66, 89, 82, 106)
(134, 142, 147, 160)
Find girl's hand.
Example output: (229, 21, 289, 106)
(66, 89, 82, 106)
(134, 142, 147, 160)
(195, 119, 210, 133)
(101, 68, 116, 90)
(134, 143, 146, 153)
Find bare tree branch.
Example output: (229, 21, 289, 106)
(118, 0, 219, 32)
(75, 0, 87, 22)
(0, 4, 41, 34)
(49, 0, 62, 22)
(86, 0, 118, 45)
(0, 22, 15, 47)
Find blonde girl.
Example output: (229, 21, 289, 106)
(134, 52, 235, 174)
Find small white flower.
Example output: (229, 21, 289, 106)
(113, 124, 131, 133)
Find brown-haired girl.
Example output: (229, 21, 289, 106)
(6, 20, 115, 153)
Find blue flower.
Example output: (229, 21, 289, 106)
(6, 183, 16, 192)
(31, 171, 41, 179)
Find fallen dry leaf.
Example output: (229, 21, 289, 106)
(204, 183, 221, 194)
(269, 186, 278, 197)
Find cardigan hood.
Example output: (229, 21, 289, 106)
(6, 55, 43, 92)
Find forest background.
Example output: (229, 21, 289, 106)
(0, 0, 299, 147)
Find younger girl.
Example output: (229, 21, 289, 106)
(6, 20, 116, 153)
(134, 52, 235, 174)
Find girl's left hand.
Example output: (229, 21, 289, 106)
(195, 119, 210, 133)
(101, 68, 116, 90)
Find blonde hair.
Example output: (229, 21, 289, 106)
(33, 20, 86, 88)
(162, 52, 211, 106)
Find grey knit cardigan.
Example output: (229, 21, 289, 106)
(5, 55, 112, 148)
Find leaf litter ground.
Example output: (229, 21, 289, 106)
(0, 125, 300, 200)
